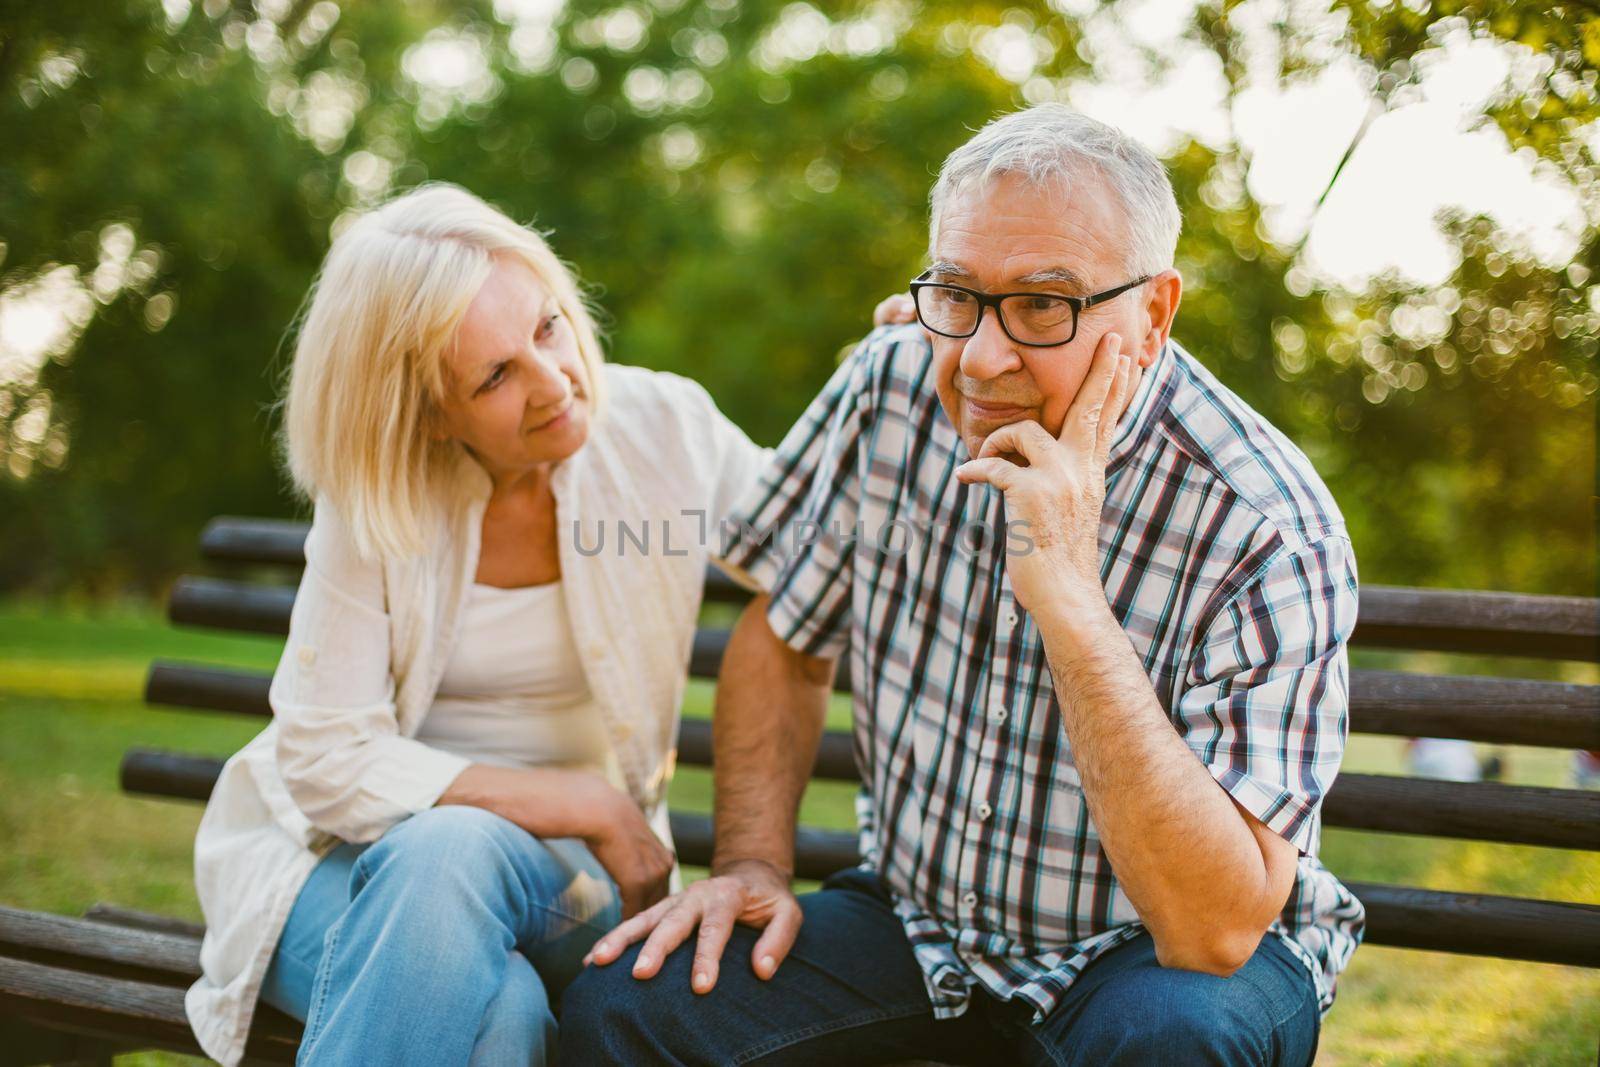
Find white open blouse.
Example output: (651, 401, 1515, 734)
(186, 364, 770, 1066)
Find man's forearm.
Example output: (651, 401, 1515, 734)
(710, 595, 835, 874)
(1033, 593, 1289, 973)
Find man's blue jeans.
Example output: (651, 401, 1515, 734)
(259, 806, 620, 1067)
(559, 867, 1321, 1066)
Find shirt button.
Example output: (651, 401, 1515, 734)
(1003, 610, 1019, 628)
(961, 890, 978, 909)
(975, 802, 993, 822)
(990, 706, 1008, 725)
(297, 646, 316, 666)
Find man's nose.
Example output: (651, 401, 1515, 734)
(959, 307, 1023, 381)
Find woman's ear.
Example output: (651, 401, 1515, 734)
(421, 401, 451, 443)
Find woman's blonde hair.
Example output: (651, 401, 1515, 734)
(280, 182, 607, 562)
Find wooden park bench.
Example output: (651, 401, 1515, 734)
(2, 514, 1598, 1063)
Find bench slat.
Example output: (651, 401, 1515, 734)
(1344, 670, 1600, 748)
(0, 870, 1593, 1067)
(0, 955, 299, 1063)
(695, 716, 1600, 849)
(119, 745, 1600, 854)
(30, 848, 1592, 979)
(1320, 775, 1600, 850)
(120, 750, 221, 802)
(665, 812, 1600, 965)
(678, 722, 1600, 851)
(1343, 881, 1600, 967)
(1352, 585, 1599, 662)
(146, 655, 1600, 760)
(195, 519, 1600, 661)
(149, 623, 1600, 751)
(0, 908, 196, 988)
(198, 517, 309, 568)
(167, 577, 293, 637)
(102, 754, 1600, 966)
(145, 662, 273, 717)
(83, 906, 204, 941)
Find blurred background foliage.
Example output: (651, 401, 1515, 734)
(0, 0, 1595, 597)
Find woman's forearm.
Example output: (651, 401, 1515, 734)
(437, 763, 621, 842)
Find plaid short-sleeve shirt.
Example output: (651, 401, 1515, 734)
(721, 325, 1365, 1023)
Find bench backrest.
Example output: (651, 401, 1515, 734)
(126, 517, 1600, 969)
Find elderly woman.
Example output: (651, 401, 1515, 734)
(185, 183, 787, 1066)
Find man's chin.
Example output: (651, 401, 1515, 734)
(963, 415, 1032, 458)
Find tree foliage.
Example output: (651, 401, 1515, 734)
(0, 0, 1593, 596)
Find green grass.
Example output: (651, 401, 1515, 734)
(1, 600, 1596, 1065)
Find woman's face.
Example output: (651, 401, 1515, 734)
(436, 254, 593, 481)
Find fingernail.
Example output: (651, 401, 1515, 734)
(760, 955, 776, 977)
(693, 971, 710, 992)
(633, 954, 652, 976)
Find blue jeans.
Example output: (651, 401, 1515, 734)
(260, 806, 621, 1067)
(559, 867, 1321, 1066)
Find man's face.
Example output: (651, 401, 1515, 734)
(928, 171, 1153, 460)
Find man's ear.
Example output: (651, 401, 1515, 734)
(1138, 269, 1182, 366)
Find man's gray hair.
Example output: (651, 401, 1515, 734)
(930, 104, 1182, 279)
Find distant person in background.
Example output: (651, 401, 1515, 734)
(1406, 738, 1483, 781)
(1575, 750, 1600, 788)
(185, 182, 781, 1066)
(1405, 738, 1506, 783)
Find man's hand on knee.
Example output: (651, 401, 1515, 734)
(582, 858, 802, 994)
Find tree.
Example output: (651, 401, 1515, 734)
(1, 0, 1592, 597)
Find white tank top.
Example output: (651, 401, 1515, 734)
(416, 580, 625, 788)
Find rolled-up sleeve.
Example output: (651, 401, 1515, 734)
(1174, 532, 1359, 854)
(271, 504, 471, 843)
(719, 338, 877, 659)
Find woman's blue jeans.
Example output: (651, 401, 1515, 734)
(259, 806, 620, 1067)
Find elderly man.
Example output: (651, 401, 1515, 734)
(560, 105, 1363, 1065)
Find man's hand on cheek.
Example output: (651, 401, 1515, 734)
(953, 331, 1139, 618)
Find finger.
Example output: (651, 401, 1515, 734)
(586, 897, 674, 966)
(1060, 332, 1122, 450)
(689, 894, 742, 994)
(1098, 355, 1131, 454)
(953, 457, 1020, 492)
(873, 293, 915, 327)
(632, 902, 702, 980)
(975, 419, 1053, 465)
(1100, 354, 1140, 455)
(750, 896, 804, 980)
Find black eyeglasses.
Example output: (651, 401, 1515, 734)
(909, 271, 1151, 348)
